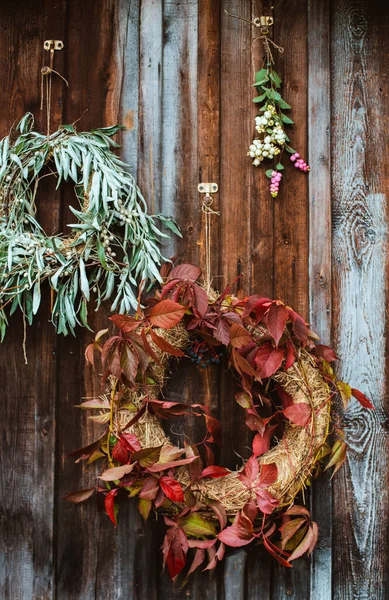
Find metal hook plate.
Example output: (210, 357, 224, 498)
(44, 40, 64, 51)
(198, 183, 218, 194)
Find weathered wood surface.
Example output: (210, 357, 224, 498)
(0, 0, 388, 598)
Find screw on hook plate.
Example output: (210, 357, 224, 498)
(253, 16, 273, 34)
(198, 183, 218, 194)
(44, 40, 64, 51)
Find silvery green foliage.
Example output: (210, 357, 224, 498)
(0, 113, 180, 339)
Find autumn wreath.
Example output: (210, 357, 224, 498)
(67, 263, 373, 581)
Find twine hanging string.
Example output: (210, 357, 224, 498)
(224, 10, 284, 65)
(40, 46, 68, 137)
(202, 193, 220, 294)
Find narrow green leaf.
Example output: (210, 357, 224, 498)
(79, 256, 90, 301)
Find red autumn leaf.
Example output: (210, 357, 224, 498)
(112, 439, 129, 464)
(148, 456, 199, 472)
(283, 403, 312, 427)
(258, 463, 278, 488)
(160, 476, 185, 503)
(121, 432, 141, 453)
(267, 303, 288, 347)
(281, 518, 307, 549)
(203, 541, 226, 572)
(204, 414, 222, 446)
(277, 386, 294, 409)
(309, 521, 319, 553)
(288, 309, 308, 344)
(214, 318, 231, 345)
(187, 548, 206, 577)
(139, 477, 160, 500)
(254, 343, 284, 379)
(313, 344, 339, 362)
(244, 295, 272, 321)
(285, 505, 311, 517)
(238, 456, 259, 488)
(85, 343, 96, 368)
(218, 513, 254, 547)
(131, 445, 162, 468)
(252, 425, 277, 457)
(243, 499, 258, 522)
(230, 323, 252, 349)
(256, 488, 279, 514)
(208, 499, 227, 529)
(140, 328, 161, 364)
(169, 263, 201, 282)
(263, 536, 292, 567)
(193, 284, 209, 317)
(63, 488, 95, 503)
(149, 328, 184, 357)
(187, 539, 218, 549)
(99, 463, 137, 482)
(200, 466, 231, 479)
(245, 408, 265, 433)
(285, 340, 295, 370)
(233, 349, 257, 378)
(148, 299, 186, 329)
(162, 526, 188, 579)
(288, 524, 316, 561)
(204, 444, 215, 466)
(105, 488, 119, 526)
(120, 344, 139, 384)
(109, 314, 141, 333)
(351, 388, 375, 409)
(185, 442, 203, 483)
(67, 432, 107, 461)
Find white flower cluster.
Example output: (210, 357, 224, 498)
(248, 104, 287, 166)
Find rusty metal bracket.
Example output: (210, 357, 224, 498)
(43, 40, 64, 52)
(198, 183, 218, 194)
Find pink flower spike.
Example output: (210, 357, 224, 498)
(294, 153, 300, 158)
(290, 154, 296, 162)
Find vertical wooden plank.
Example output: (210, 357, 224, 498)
(54, 2, 140, 599)
(307, 1, 332, 599)
(273, 0, 309, 316)
(224, 550, 247, 600)
(331, 1, 389, 598)
(0, 2, 65, 598)
(218, 4, 253, 597)
(250, 0, 275, 300)
(271, 1, 310, 598)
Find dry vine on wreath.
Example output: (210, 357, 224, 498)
(65, 262, 373, 582)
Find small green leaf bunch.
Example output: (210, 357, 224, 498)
(0, 113, 180, 338)
(248, 66, 310, 197)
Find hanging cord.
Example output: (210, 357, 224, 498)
(40, 45, 68, 137)
(224, 9, 284, 64)
(202, 193, 220, 294)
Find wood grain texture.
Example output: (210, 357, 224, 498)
(0, 1, 388, 598)
(271, 2, 310, 598)
(273, 0, 309, 318)
(307, 1, 333, 598)
(0, 2, 65, 598)
(331, 1, 389, 598)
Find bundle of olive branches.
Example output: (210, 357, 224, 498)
(0, 113, 179, 339)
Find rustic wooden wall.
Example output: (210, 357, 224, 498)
(0, 0, 388, 598)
